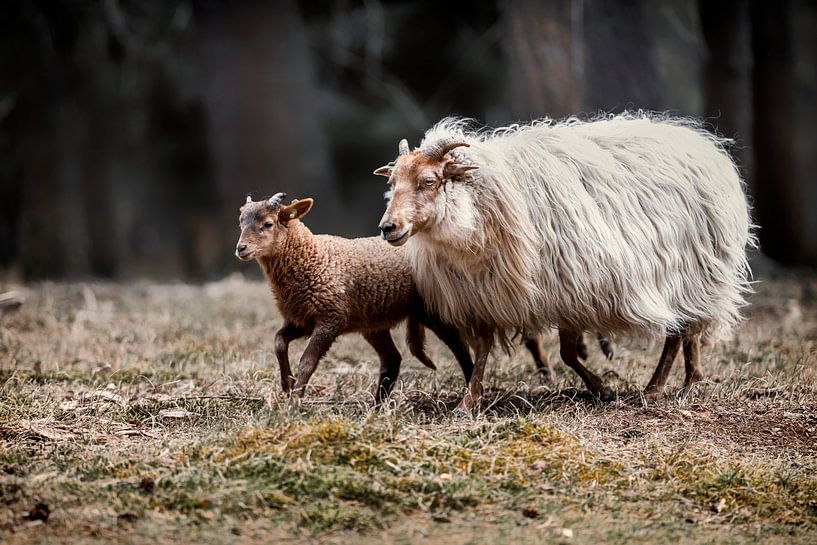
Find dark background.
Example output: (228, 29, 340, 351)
(1, 0, 815, 281)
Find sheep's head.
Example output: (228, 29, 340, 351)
(375, 137, 477, 245)
(235, 193, 313, 261)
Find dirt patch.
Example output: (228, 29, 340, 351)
(582, 401, 817, 458)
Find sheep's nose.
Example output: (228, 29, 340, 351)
(236, 243, 247, 253)
(380, 222, 396, 238)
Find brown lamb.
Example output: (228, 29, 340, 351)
(235, 193, 474, 401)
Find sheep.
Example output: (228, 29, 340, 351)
(375, 113, 755, 410)
(235, 192, 476, 402)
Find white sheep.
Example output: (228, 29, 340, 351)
(376, 113, 755, 410)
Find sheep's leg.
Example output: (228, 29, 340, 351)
(523, 332, 553, 381)
(292, 325, 340, 398)
(455, 326, 494, 414)
(597, 333, 615, 360)
(363, 329, 402, 403)
(559, 329, 615, 401)
(274, 322, 309, 392)
(644, 334, 683, 396)
(576, 332, 590, 361)
(682, 333, 703, 388)
(422, 316, 474, 385)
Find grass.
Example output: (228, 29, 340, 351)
(1, 272, 816, 544)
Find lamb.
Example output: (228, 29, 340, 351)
(375, 113, 755, 410)
(235, 193, 475, 402)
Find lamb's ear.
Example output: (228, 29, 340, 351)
(278, 198, 314, 223)
(443, 161, 478, 181)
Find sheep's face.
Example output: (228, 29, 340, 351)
(235, 197, 313, 261)
(376, 141, 477, 246)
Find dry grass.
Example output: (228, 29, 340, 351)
(1, 272, 816, 544)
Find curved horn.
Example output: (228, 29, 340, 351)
(398, 138, 410, 156)
(268, 192, 287, 206)
(424, 137, 470, 160)
(245, 195, 253, 204)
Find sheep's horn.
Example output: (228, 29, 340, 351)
(268, 192, 287, 206)
(398, 139, 410, 156)
(424, 137, 469, 160)
(245, 195, 252, 204)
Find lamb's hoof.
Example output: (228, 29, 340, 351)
(577, 345, 589, 361)
(537, 369, 554, 384)
(596, 387, 617, 402)
(289, 387, 306, 403)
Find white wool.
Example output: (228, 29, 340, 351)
(404, 113, 756, 343)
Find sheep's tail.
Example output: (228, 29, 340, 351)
(406, 316, 437, 370)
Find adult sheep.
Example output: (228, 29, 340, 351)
(375, 113, 755, 411)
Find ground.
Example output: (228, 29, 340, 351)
(1, 272, 816, 544)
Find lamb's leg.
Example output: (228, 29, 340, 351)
(559, 328, 615, 401)
(597, 333, 615, 360)
(363, 329, 402, 403)
(682, 333, 703, 388)
(292, 325, 339, 398)
(274, 321, 309, 392)
(644, 334, 683, 396)
(576, 332, 590, 361)
(455, 326, 494, 414)
(524, 332, 553, 381)
(422, 315, 474, 385)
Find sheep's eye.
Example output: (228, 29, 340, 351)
(422, 178, 436, 188)
(263, 221, 274, 229)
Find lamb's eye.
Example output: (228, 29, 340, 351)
(263, 221, 274, 229)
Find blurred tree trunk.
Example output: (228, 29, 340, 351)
(699, 0, 752, 192)
(750, 0, 809, 264)
(582, 0, 662, 112)
(501, 0, 583, 118)
(6, 3, 82, 278)
(196, 0, 339, 241)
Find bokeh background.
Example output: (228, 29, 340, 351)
(1, 0, 816, 281)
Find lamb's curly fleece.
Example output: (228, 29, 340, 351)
(405, 112, 756, 343)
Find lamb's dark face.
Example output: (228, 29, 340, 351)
(235, 197, 313, 261)
(376, 140, 477, 246)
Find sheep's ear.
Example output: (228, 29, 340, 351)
(279, 198, 313, 223)
(443, 161, 478, 181)
(373, 164, 392, 177)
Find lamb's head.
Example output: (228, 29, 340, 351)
(235, 193, 313, 261)
(375, 137, 478, 246)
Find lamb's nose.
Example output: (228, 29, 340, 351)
(236, 243, 247, 253)
(380, 222, 395, 238)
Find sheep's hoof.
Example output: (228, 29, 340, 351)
(682, 371, 704, 389)
(597, 386, 617, 402)
(450, 404, 472, 418)
(642, 387, 665, 402)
